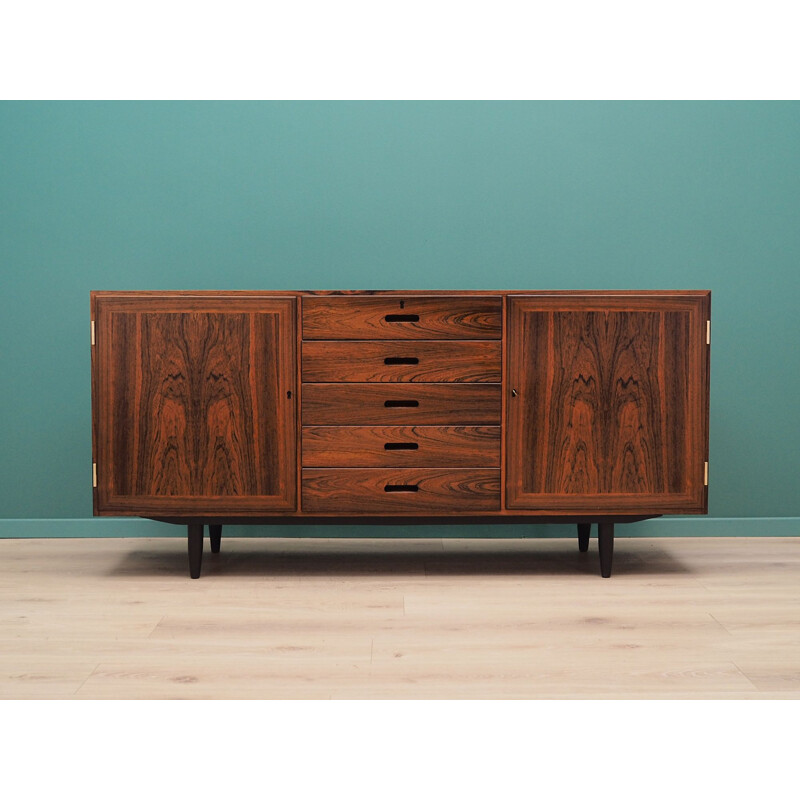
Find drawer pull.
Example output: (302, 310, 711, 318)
(384, 356, 419, 365)
(385, 314, 419, 322)
(384, 442, 419, 451)
(384, 400, 419, 408)
(384, 484, 419, 492)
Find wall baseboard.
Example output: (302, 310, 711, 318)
(0, 517, 797, 539)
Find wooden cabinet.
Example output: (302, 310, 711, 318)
(91, 291, 710, 578)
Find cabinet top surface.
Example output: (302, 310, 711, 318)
(91, 289, 711, 298)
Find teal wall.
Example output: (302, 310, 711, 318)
(1, 101, 798, 532)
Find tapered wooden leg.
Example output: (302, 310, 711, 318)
(577, 523, 591, 553)
(209, 524, 222, 554)
(188, 524, 203, 579)
(598, 522, 614, 578)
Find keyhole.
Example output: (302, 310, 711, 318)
(400, 300, 405, 309)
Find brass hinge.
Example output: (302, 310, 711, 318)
(92, 462, 97, 488)
(706, 320, 710, 345)
(91, 320, 96, 346)
(704, 461, 708, 486)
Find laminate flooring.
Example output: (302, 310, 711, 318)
(1, 536, 798, 699)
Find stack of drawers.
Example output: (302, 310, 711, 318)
(300, 295, 503, 513)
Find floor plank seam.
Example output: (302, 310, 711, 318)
(147, 615, 166, 639)
(730, 661, 761, 692)
(73, 664, 100, 696)
(708, 613, 734, 635)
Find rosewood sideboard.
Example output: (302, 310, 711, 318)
(90, 291, 711, 578)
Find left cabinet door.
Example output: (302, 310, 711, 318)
(93, 295, 297, 515)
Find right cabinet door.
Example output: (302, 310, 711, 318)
(506, 293, 709, 514)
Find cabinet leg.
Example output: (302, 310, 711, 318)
(209, 524, 222, 554)
(577, 523, 591, 553)
(598, 522, 614, 578)
(188, 524, 203, 579)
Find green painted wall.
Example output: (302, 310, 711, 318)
(1, 101, 798, 530)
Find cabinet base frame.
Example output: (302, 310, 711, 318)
(158, 516, 649, 580)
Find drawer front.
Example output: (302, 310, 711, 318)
(302, 340, 501, 383)
(302, 384, 501, 425)
(302, 296, 502, 340)
(302, 468, 501, 513)
(302, 426, 501, 467)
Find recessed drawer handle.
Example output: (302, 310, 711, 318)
(384, 442, 419, 450)
(384, 400, 419, 408)
(385, 314, 419, 322)
(384, 484, 419, 492)
(384, 357, 419, 365)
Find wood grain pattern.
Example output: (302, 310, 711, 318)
(302, 426, 501, 467)
(302, 383, 501, 425)
(302, 296, 502, 340)
(506, 295, 707, 512)
(302, 469, 501, 513)
(95, 297, 296, 513)
(301, 340, 501, 383)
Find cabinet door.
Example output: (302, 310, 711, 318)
(94, 295, 296, 514)
(506, 294, 709, 514)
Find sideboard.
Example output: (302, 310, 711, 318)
(90, 290, 711, 578)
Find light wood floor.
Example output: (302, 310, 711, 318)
(1, 536, 798, 699)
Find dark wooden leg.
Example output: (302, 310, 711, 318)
(577, 523, 590, 553)
(209, 524, 222, 554)
(188, 524, 203, 579)
(598, 522, 614, 578)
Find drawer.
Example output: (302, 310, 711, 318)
(302, 296, 502, 340)
(302, 384, 501, 425)
(302, 340, 501, 383)
(302, 425, 501, 467)
(302, 468, 501, 513)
